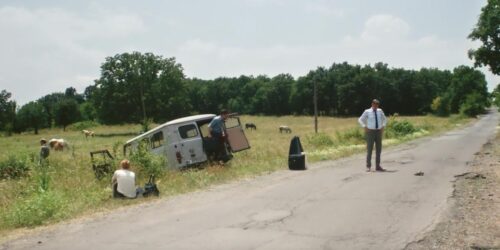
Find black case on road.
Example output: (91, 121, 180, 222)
(288, 136, 306, 170)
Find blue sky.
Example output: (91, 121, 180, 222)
(0, 0, 498, 104)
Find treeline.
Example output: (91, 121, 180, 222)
(188, 63, 489, 117)
(0, 52, 493, 134)
(0, 87, 86, 134)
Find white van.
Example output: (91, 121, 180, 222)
(123, 114, 250, 168)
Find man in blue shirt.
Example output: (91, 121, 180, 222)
(208, 110, 230, 161)
(358, 99, 387, 172)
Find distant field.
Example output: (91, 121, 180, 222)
(0, 114, 469, 237)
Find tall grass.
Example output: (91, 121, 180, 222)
(0, 115, 469, 235)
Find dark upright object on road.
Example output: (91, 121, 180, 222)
(289, 136, 306, 170)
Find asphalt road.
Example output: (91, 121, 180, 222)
(2, 111, 498, 250)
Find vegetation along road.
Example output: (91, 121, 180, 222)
(2, 112, 497, 250)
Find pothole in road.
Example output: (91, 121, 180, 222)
(432, 133, 463, 141)
(383, 158, 414, 165)
(251, 210, 292, 222)
(398, 158, 414, 165)
(342, 173, 363, 182)
(444, 131, 467, 136)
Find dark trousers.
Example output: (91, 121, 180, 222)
(113, 183, 126, 198)
(113, 183, 142, 199)
(366, 129, 382, 168)
(210, 131, 227, 161)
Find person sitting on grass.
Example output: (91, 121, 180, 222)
(112, 159, 142, 198)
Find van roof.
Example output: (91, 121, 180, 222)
(125, 114, 216, 144)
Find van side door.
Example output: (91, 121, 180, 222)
(224, 117, 251, 152)
(176, 123, 207, 166)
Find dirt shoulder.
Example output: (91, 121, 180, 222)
(406, 133, 500, 250)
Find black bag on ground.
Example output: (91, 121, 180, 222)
(288, 136, 306, 170)
(143, 175, 160, 197)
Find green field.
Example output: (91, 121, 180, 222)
(0, 114, 469, 237)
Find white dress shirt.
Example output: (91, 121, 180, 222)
(358, 108, 387, 130)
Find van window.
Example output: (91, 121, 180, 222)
(224, 117, 241, 129)
(179, 124, 199, 139)
(151, 131, 164, 149)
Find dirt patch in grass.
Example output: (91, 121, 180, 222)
(405, 133, 500, 250)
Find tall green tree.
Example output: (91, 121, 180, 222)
(79, 102, 97, 121)
(38, 92, 65, 127)
(36, 87, 84, 128)
(265, 74, 293, 115)
(491, 84, 500, 110)
(55, 98, 81, 131)
(64, 87, 85, 104)
(468, 0, 500, 74)
(15, 101, 47, 134)
(447, 66, 489, 114)
(290, 73, 314, 115)
(0, 90, 16, 133)
(92, 52, 188, 124)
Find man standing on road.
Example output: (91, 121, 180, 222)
(358, 99, 387, 172)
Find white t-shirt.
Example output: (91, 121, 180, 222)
(113, 169, 136, 198)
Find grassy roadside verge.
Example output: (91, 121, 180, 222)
(0, 114, 470, 239)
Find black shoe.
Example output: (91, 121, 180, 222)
(375, 166, 386, 172)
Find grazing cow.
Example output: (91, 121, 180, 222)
(245, 123, 257, 130)
(279, 125, 292, 133)
(48, 139, 68, 151)
(82, 130, 95, 138)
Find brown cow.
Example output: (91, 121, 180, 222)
(49, 139, 68, 151)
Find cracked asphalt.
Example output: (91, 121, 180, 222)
(2, 110, 498, 250)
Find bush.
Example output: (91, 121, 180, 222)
(387, 119, 416, 137)
(459, 92, 486, 117)
(4, 191, 67, 227)
(130, 142, 166, 178)
(67, 120, 100, 131)
(0, 154, 32, 180)
(37, 166, 51, 192)
(306, 133, 335, 148)
(3, 122, 14, 136)
(493, 90, 500, 111)
(431, 96, 451, 117)
(336, 128, 364, 144)
(141, 118, 154, 133)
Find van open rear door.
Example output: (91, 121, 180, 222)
(224, 116, 250, 152)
